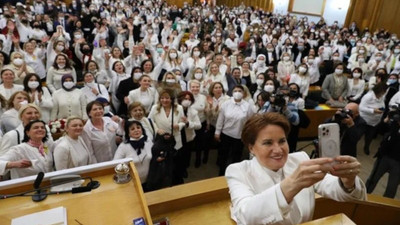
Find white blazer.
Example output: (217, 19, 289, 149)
(225, 152, 367, 225)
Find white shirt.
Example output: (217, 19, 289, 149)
(0, 84, 24, 100)
(114, 140, 153, 183)
(51, 89, 88, 120)
(81, 82, 110, 103)
(0, 143, 54, 179)
(128, 87, 159, 113)
(289, 73, 310, 97)
(215, 98, 254, 139)
(191, 94, 208, 123)
(347, 79, 366, 100)
(46, 67, 78, 93)
(53, 136, 97, 170)
(359, 91, 385, 126)
(82, 117, 122, 163)
(226, 152, 367, 225)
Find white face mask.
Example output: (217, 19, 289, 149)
(335, 69, 343, 75)
(166, 79, 176, 84)
(63, 81, 75, 89)
(193, 51, 200, 57)
(134, 72, 142, 80)
(375, 56, 382, 61)
(169, 53, 177, 59)
(352, 73, 361, 78)
(395, 49, 400, 54)
(299, 67, 307, 74)
(232, 91, 243, 100)
(13, 58, 23, 66)
(56, 45, 64, 51)
(258, 60, 265, 66)
(359, 49, 365, 54)
(264, 84, 274, 93)
(194, 73, 203, 80)
(283, 56, 290, 61)
(28, 81, 40, 89)
(176, 75, 182, 81)
(74, 34, 82, 39)
(332, 56, 340, 61)
(181, 99, 191, 107)
(256, 79, 264, 86)
(308, 59, 315, 64)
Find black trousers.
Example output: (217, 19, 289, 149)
(364, 124, 378, 151)
(366, 155, 400, 198)
(195, 121, 209, 165)
(172, 148, 185, 185)
(218, 133, 244, 176)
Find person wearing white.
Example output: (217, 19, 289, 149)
(347, 68, 366, 103)
(226, 113, 366, 225)
(82, 102, 123, 163)
(277, 53, 295, 85)
(46, 54, 77, 93)
(148, 90, 186, 150)
(81, 72, 110, 103)
(0, 91, 29, 134)
(128, 102, 158, 142)
(289, 64, 311, 99)
(51, 75, 88, 120)
(2, 51, 35, 84)
(114, 120, 153, 184)
(15, 41, 47, 80)
(23, 73, 53, 123)
(106, 60, 130, 112)
(54, 117, 97, 170)
(0, 69, 24, 100)
(205, 62, 229, 92)
(0, 120, 54, 179)
(127, 75, 158, 113)
(215, 86, 254, 175)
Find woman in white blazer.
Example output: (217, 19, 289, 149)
(127, 75, 159, 114)
(53, 117, 97, 170)
(177, 91, 201, 177)
(225, 113, 367, 225)
(148, 89, 186, 185)
(128, 102, 158, 142)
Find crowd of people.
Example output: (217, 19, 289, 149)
(0, 0, 398, 198)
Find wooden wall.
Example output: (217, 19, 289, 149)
(345, 0, 400, 35)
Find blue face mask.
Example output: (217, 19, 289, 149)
(387, 79, 397, 85)
(156, 48, 163, 54)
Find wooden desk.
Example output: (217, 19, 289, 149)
(146, 176, 400, 225)
(301, 213, 355, 225)
(0, 159, 153, 225)
(299, 104, 337, 139)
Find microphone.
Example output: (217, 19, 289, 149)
(32, 172, 47, 202)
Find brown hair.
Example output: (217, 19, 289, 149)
(128, 102, 146, 118)
(241, 113, 291, 148)
(7, 91, 31, 109)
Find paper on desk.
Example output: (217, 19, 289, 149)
(11, 206, 67, 225)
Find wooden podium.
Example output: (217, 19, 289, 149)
(0, 159, 153, 225)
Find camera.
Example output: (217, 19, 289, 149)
(334, 108, 353, 121)
(388, 104, 400, 123)
(271, 93, 286, 108)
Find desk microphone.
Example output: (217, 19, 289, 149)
(32, 172, 47, 202)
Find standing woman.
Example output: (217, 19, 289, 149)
(46, 54, 77, 93)
(127, 75, 159, 114)
(51, 75, 87, 120)
(23, 73, 53, 123)
(240, 61, 256, 90)
(277, 52, 295, 85)
(54, 117, 97, 170)
(0, 91, 30, 134)
(189, 80, 209, 167)
(289, 63, 311, 99)
(0, 69, 24, 101)
(148, 89, 186, 185)
(3, 52, 35, 84)
(81, 72, 109, 104)
(84, 60, 111, 88)
(83, 101, 123, 163)
(205, 62, 229, 92)
(128, 102, 158, 142)
(106, 60, 130, 114)
(0, 120, 53, 179)
(215, 85, 254, 175)
(114, 120, 153, 186)
(177, 91, 201, 176)
(15, 40, 46, 81)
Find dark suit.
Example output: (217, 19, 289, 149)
(116, 78, 140, 116)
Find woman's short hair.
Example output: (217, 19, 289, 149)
(23, 120, 48, 143)
(86, 100, 104, 116)
(128, 102, 146, 118)
(124, 120, 147, 142)
(242, 113, 291, 148)
(177, 91, 195, 104)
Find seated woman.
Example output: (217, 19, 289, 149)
(114, 120, 153, 185)
(54, 117, 97, 170)
(225, 113, 367, 225)
(0, 120, 54, 179)
(321, 63, 348, 106)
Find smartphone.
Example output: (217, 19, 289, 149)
(318, 123, 340, 158)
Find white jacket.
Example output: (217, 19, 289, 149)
(225, 152, 367, 225)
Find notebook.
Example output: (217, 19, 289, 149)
(11, 206, 67, 225)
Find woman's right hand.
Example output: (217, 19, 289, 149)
(7, 160, 32, 169)
(280, 158, 334, 203)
